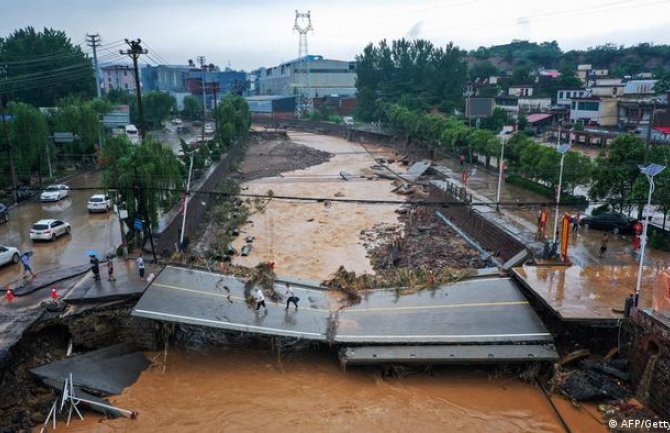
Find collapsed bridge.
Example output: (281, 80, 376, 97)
(132, 266, 558, 365)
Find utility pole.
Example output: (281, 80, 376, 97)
(644, 99, 657, 164)
(212, 81, 220, 141)
(120, 39, 148, 137)
(0, 65, 18, 203)
(197, 56, 207, 141)
(86, 33, 102, 98)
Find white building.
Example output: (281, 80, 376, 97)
(258, 55, 356, 97)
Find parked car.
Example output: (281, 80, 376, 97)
(171, 118, 183, 125)
(579, 212, 638, 234)
(0, 202, 8, 223)
(0, 244, 20, 267)
(204, 123, 215, 134)
(30, 219, 71, 241)
(87, 194, 113, 213)
(40, 184, 70, 202)
(192, 120, 203, 127)
(16, 186, 38, 203)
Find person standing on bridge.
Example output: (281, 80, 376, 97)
(285, 283, 299, 311)
(136, 253, 146, 280)
(89, 254, 100, 281)
(20, 252, 36, 280)
(254, 287, 267, 311)
(599, 233, 609, 258)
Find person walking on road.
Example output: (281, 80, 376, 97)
(285, 283, 299, 311)
(572, 212, 580, 238)
(90, 255, 100, 281)
(20, 252, 36, 279)
(137, 253, 146, 280)
(107, 256, 116, 282)
(599, 233, 609, 258)
(254, 287, 267, 311)
(539, 206, 549, 238)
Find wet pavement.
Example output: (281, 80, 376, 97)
(0, 171, 121, 289)
(431, 155, 670, 320)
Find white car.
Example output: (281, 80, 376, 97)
(30, 219, 71, 242)
(40, 184, 70, 202)
(171, 118, 183, 125)
(0, 245, 20, 267)
(204, 123, 215, 135)
(87, 194, 113, 213)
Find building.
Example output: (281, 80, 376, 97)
(569, 97, 618, 126)
(556, 88, 589, 107)
(508, 85, 534, 97)
(141, 65, 247, 110)
(101, 64, 135, 93)
(623, 79, 659, 97)
(591, 78, 625, 98)
(245, 95, 297, 120)
(257, 55, 356, 97)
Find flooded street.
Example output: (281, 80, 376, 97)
(62, 349, 606, 433)
(232, 132, 405, 280)
(53, 132, 610, 433)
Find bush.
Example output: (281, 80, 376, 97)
(649, 230, 670, 251)
(505, 175, 588, 207)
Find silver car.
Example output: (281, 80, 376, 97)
(30, 219, 71, 242)
(87, 194, 113, 213)
(40, 184, 70, 202)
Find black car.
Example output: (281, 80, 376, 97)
(579, 212, 638, 234)
(0, 202, 7, 223)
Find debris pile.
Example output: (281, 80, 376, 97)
(244, 262, 280, 302)
(365, 207, 486, 271)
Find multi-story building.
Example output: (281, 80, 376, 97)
(257, 55, 356, 97)
(101, 64, 136, 93)
(569, 97, 618, 126)
(556, 88, 589, 107)
(591, 78, 625, 97)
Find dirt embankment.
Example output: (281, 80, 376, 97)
(236, 134, 331, 182)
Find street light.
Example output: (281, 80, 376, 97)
(179, 150, 195, 249)
(634, 163, 666, 307)
(495, 134, 511, 212)
(551, 143, 571, 249)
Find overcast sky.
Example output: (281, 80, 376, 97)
(2, 0, 670, 70)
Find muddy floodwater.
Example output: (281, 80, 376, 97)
(61, 349, 606, 433)
(58, 132, 608, 432)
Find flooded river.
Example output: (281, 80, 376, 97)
(62, 348, 606, 433)
(58, 132, 607, 432)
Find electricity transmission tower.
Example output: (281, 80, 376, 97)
(293, 10, 313, 117)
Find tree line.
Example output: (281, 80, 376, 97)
(384, 102, 670, 229)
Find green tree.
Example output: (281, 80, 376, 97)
(143, 91, 176, 129)
(215, 95, 250, 150)
(2, 101, 50, 184)
(590, 135, 645, 212)
(468, 61, 499, 80)
(102, 136, 183, 228)
(181, 95, 202, 120)
(0, 27, 95, 106)
(51, 97, 107, 158)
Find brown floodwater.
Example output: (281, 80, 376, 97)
(56, 133, 609, 433)
(60, 349, 607, 433)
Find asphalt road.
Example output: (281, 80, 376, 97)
(0, 171, 121, 288)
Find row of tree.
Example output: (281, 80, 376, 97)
(100, 95, 251, 229)
(383, 103, 670, 224)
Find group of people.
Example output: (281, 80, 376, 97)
(252, 283, 300, 312)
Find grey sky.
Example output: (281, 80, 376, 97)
(1, 0, 669, 70)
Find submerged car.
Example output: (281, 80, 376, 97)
(40, 184, 70, 202)
(87, 194, 113, 213)
(30, 219, 71, 241)
(579, 212, 638, 234)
